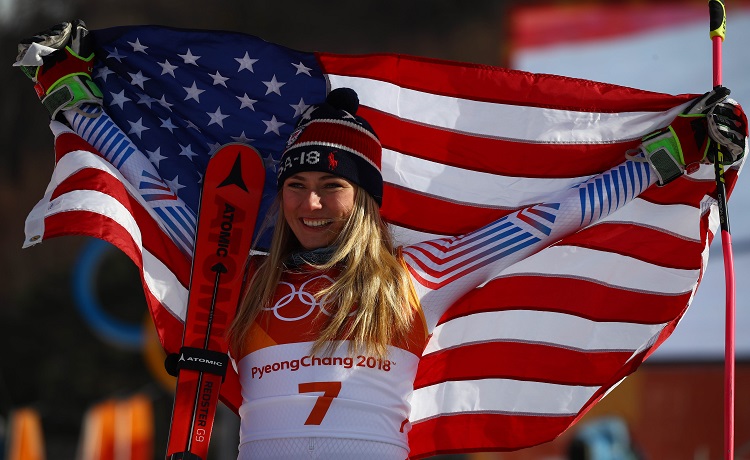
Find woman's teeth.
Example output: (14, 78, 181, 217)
(303, 219, 331, 228)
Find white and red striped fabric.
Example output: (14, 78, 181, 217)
(22, 26, 742, 458)
(320, 54, 740, 457)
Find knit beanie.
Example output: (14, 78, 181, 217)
(276, 87, 383, 206)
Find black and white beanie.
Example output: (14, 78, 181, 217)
(276, 87, 383, 206)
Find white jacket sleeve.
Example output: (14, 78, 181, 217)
(401, 158, 657, 330)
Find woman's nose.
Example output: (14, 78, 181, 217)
(302, 190, 323, 209)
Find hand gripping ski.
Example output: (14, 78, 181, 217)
(165, 144, 265, 460)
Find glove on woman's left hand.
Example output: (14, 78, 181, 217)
(639, 86, 747, 185)
(707, 94, 747, 164)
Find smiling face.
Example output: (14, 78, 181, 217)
(281, 171, 357, 250)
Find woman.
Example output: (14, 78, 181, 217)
(225, 87, 747, 459)
(227, 88, 423, 459)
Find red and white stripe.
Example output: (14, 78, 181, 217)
(24, 125, 188, 344)
(22, 124, 246, 411)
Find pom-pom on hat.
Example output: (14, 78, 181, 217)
(276, 87, 383, 206)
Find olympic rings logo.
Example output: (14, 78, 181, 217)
(264, 275, 354, 321)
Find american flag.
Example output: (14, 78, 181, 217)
(22, 25, 742, 458)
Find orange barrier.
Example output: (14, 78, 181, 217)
(6, 408, 46, 460)
(77, 394, 153, 460)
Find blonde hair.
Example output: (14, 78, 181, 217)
(227, 188, 415, 358)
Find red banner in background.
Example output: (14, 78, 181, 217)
(510, 2, 724, 51)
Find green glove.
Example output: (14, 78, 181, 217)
(638, 86, 746, 185)
(15, 20, 102, 121)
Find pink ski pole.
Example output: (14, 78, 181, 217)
(708, 1, 734, 458)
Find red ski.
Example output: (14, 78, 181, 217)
(165, 143, 265, 460)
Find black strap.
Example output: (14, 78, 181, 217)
(164, 347, 229, 378)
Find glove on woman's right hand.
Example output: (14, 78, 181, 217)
(14, 19, 102, 120)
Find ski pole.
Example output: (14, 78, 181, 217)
(708, 1, 734, 459)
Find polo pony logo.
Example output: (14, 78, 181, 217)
(328, 151, 338, 170)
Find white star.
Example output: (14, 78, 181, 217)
(128, 70, 150, 89)
(210, 71, 229, 87)
(178, 49, 201, 66)
(237, 93, 257, 110)
(109, 90, 130, 109)
(186, 120, 201, 131)
(95, 67, 114, 81)
(292, 61, 313, 76)
(300, 105, 317, 123)
(207, 107, 230, 128)
(179, 143, 198, 160)
(129, 38, 148, 53)
(263, 115, 285, 135)
(262, 75, 286, 96)
(127, 118, 149, 138)
(165, 174, 185, 193)
(107, 47, 126, 62)
(231, 131, 254, 144)
(158, 59, 178, 77)
(207, 142, 223, 156)
(146, 147, 167, 167)
(160, 117, 178, 133)
(183, 81, 205, 103)
(235, 52, 258, 72)
(157, 95, 173, 110)
(136, 93, 156, 108)
(290, 98, 309, 118)
(262, 152, 277, 170)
